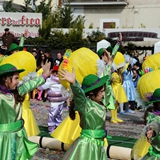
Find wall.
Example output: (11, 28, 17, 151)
(70, 0, 160, 29)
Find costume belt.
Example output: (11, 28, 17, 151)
(0, 119, 24, 132)
(81, 129, 106, 139)
(80, 129, 105, 146)
(149, 146, 160, 158)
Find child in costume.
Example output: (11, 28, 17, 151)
(0, 62, 51, 160)
(111, 52, 128, 119)
(122, 64, 135, 113)
(131, 88, 160, 160)
(97, 33, 123, 124)
(38, 65, 68, 134)
(59, 68, 109, 160)
(0, 30, 41, 137)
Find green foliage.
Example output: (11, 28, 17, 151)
(3, 0, 17, 12)
(87, 30, 106, 43)
(20, 0, 33, 12)
(35, 0, 52, 19)
(89, 23, 94, 29)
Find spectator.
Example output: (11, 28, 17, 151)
(36, 53, 48, 71)
(53, 52, 63, 66)
(44, 50, 53, 68)
(2, 28, 19, 50)
(32, 48, 38, 60)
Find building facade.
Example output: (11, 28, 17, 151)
(63, 0, 160, 29)
(0, 0, 60, 11)
(62, 0, 160, 50)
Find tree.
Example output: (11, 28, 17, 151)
(3, 0, 17, 12)
(20, 0, 33, 12)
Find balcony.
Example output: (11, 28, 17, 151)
(63, 0, 128, 6)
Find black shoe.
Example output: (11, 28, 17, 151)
(43, 97, 47, 102)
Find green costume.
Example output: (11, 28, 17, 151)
(101, 65, 115, 110)
(62, 81, 108, 160)
(98, 41, 120, 110)
(141, 112, 160, 160)
(0, 75, 45, 160)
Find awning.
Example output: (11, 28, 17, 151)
(63, 1, 128, 6)
(122, 40, 160, 47)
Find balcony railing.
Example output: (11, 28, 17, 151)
(63, 0, 128, 6)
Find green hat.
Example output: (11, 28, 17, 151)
(0, 63, 25, 76)
(7, 43, 23, 53)
(82, 74, 109, 93)
(147, 88, 160, 104)
(97, 48, 105, 58)
(106, 46, 113, 54)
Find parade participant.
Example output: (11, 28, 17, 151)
(131, 88, 160, 159)
(0, 30, 42, 137)
(58, 68, 109, 160)
(111, 52, 128, 122)
(38, 65, 68, 133)
(97, 32, 122, 124)
(122, 63, 136, 113)
(5, 43, 23, 54)
(0, 62, 51, 160)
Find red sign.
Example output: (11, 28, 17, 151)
(0, 15, 41, 27)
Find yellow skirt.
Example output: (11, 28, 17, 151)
(22, 94, 40, 137)
(131, 136, 150, 159)
(112, 84, 128, 103)
(51, 111, 108, 146)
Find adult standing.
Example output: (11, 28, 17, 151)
(53, 52, 63, 66)
(44, 50, 54, 68)
(2, 28, 19, 50)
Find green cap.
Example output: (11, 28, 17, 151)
(82, 74, 109, 93)
(0, 63, 25, 76)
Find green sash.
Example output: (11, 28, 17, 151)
(80, 129, 105, 146)
(0, 119, 24, 132)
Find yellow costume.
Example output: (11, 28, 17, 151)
(51, 111, 81, 145)
(138, 70, 160, 100)
(112, 72, 128, 103)
(22, 94, 40, 137)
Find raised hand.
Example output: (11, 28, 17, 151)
(42, 61, 51, 78)
(146, 126, 154, 144)
(59, 68, 76, 85)
(104, 50, 113, 65)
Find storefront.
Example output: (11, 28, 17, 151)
(0, 12, 42, 38)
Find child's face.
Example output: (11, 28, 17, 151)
(5, 73, 19, 90)
(102, 52, 109, 64)
(91, 86, 105, 103)
(52, 71, 58, 76)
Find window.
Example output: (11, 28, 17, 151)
(103, 22, 116, 28)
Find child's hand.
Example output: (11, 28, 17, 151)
(59, 68, 76, 85)
(104, 50, 113, 65)
(146, 126, 154, 144)
(42, 61, 51, 78)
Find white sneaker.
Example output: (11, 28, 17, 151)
(126, 109, 135, 114)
